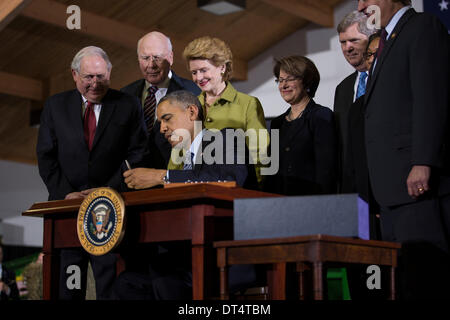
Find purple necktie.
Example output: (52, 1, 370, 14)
(376, 28, 388, 58)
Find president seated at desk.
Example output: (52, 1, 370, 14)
(123, 90, 258, 190)
(114, 90, 261, 299)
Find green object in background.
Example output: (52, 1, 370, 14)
(327, 268, 351, 300)
(5, 253, 352, 300)
(3, 252, 40, 276)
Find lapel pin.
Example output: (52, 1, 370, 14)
(391, 33, 396, 39)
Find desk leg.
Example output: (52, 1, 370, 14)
(43, 217, 59, 300)
(296, 262, 309, 300)
(390, 266, 396, 300)
(268, 263, 286, 300)
(192, 246, 204, 300)
(217, 248, 229, 300)
(313, 262, 324, 300)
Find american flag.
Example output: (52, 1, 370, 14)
(424, 0, 450, 33)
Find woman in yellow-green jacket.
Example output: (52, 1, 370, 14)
(173, 36, 268, 186)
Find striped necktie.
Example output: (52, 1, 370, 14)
(143, 86, 158, 132)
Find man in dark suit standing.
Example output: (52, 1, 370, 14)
(121, 31, 201, 169)
(358, 0, 450, 299)
(334, 11, 376, 192)
(0, 245, 19, 300)
(37, 46, 148, 299)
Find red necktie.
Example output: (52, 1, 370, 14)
(84, 101, 96, 151)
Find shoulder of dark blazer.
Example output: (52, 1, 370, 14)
(270, 108, 290, 130)
(120, 79, 145, 98)
(335, 71, 357, 97)
(45, 89, 80, 107)
(170, 72, 201, 95)
(403, 9, 448, 35)
(270, 100, 333, 130)
(102, 89, 142, 114)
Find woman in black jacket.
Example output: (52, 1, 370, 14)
(265, 56, 337, 196)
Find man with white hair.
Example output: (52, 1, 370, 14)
(122, 31, 200, 170)
(37, 46, 148, 299)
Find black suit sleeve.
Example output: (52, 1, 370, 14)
(311, 108, 338, 194)
(36, 99, 76, 200)
(410, 16, 449, 167)
(342, 103, 358, 194)
(1, 268, 19, 300)
(105, 96, 149, 191)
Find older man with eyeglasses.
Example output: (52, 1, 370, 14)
(37, 46, 148, 300)
(121, 31, 200, 170)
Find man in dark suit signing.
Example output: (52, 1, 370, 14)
(36, 46, 148, 299)
(121, 31, 201, 169)
(358, 0, 450, 299)
(334, 11, 376, 192)
(123, 90, 256, 190)
(113, 90, 256, 300)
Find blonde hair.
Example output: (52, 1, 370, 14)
(183, 36, 233, 81)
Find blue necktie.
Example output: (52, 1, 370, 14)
(183, 152, 194, 170)
(356, 72, 368, 99)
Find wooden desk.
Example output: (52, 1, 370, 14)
(23, 184, 279, 300)
(214, 235, 401, 300)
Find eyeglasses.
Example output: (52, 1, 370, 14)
(139, 55, 166, 64)
(79, 73, 108, 84)
(364, 51, 376, 59)
(275, 77, 299, 85)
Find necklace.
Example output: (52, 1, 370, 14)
(286, 109, 304, 122)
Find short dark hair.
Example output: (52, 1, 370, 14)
(273, 56, 320, 98)
(364, 30, 382, 60)
(367, 31, 382, 50)
(158, 90, 204, 121)
(393, 0, 411, 5)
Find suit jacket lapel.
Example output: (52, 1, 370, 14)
(91, 90, 116, 150)
(365, 8, 416, 103)
(167, 72, 183, 95)
(69, 90, 86, 147)
(345, 71, 358, 106)
(134, 79, 145, 99)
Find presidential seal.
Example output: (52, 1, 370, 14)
(77, 187, 125, 256)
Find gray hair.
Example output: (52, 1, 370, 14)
(337, 11, 376, 37)
(71, 46, 112, 73)
(158, 90, 204, 121)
